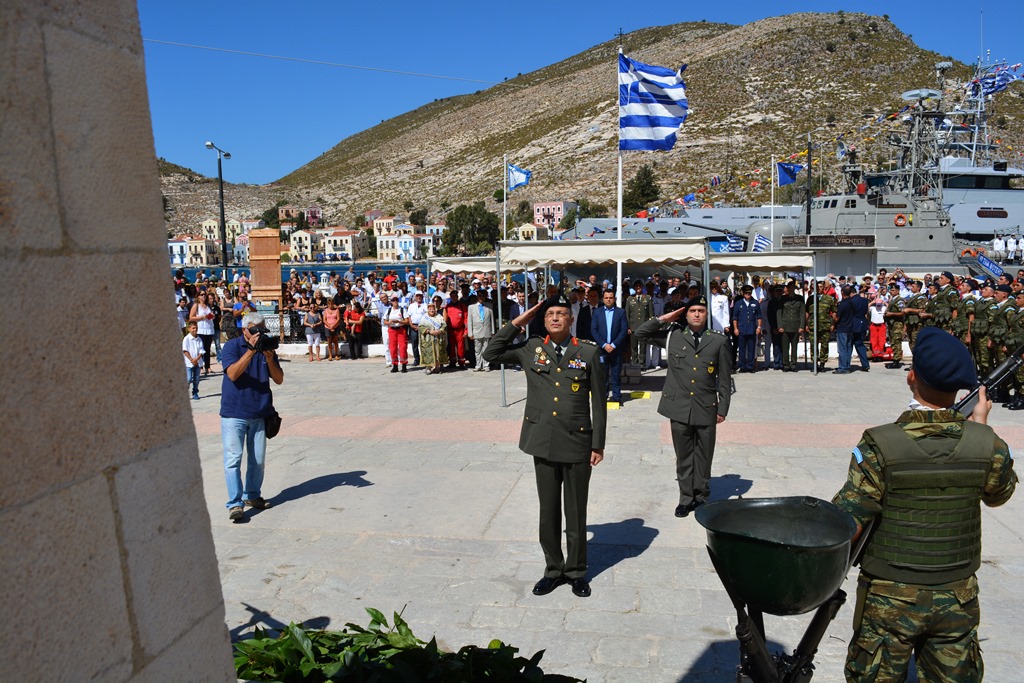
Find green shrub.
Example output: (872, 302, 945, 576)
(234, 608, 584, 682)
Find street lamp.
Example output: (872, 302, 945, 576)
(205, 141, 231, 281)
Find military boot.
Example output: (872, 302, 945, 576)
(885, 361, 903, 369)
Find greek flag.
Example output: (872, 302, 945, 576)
(618, 54, 688, 151)
(508, 163, 532, 191)
(726, 234, 744, 252)
(973, 71, 1021, 97)
(752, 234, 772, 253)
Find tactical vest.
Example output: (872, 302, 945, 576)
(951, 297, 972, 336)
(861, 422, 994, 585)
(886, 297, 905, 331)
(988, 301, 1011, 341)
(972, 297, 992, 336)
(905, 293, 925, 325)
(931, 287, 953, 324)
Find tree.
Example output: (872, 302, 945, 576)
(440, 202, 500, 256)
(493, 188, 504, 203)
(260, 199, 288, 230)
(403, 200, 415, 212)
(354, 214, 366, 228)
(622, 164, 660, 216)
(409, 208, 429, 227)
(364, 226, 378, 258)
(511, 200, 533, 226)
(556, 207, 578, 231)
(577, 197, 609, 219)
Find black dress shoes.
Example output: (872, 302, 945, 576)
(532, 575, 566, 596)
(569, 578, 592, 597)
(675, 503, 693, 517)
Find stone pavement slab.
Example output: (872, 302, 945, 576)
(190, 357, 1024, 682)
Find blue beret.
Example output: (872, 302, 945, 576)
(912, 328, 977, 392)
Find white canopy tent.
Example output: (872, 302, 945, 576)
(709, 251, 815, 272)
(498, 238, 707, 269)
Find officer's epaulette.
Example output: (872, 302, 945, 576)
(708, 329, 724, 335)
(578, 338, 597, 345)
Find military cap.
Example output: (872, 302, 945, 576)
(685, 294, 709, 310)
(940, 271, 955, 281)
(995, 284, 1013, 294)
(541, 293, 572, 314)
(912, 328, 977, 392)
(741, 284, 753, 293)
(965, 279, 979, 290)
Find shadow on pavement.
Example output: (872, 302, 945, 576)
(229, 602, 331, 642)
(269, 470, 373, 507)
(709, 473, 752, 502)
(675, 637, 788, 682)
(586, 517, 659, 579)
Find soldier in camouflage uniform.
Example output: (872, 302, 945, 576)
(970, 284, 995, 379)
(952, 279, 978, 349)
(806, 280, 836, 371)
(987, 285, 1016, 403)
(935, 271, 961, 335)
(883, 282, 906, 369)
(902, 281, 927, 350)
(833, 328, 1016, 683)
(626, 278, 654, 367)
(922, 281, 943, 328)
(1006, 290, 1024, 410)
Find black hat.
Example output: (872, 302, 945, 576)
(912, 328, 977, 393)
(888, 282, 900, 290)
(940, 271, 955, 281)
(995, 284, 1013, 294)
(685, 294, 708, 311)
(741, 285, 753, 293)
(541, 293, 572, 315)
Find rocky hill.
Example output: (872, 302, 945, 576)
(161, 11, 1024, 233)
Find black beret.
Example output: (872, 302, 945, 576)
(685, 294, 709, 311)
(995, 284, 1013, 294)
(941, 271, 955, 281)
(913, 328, 977, 393)
(888, 282, 900, 289)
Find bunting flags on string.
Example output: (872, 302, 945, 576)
(752, 234, 772, 253)
(710, 175, 721, 187)
(683, 193, 696, 203)
(507, 163, 532, 191)
(618, 54, 689, 151)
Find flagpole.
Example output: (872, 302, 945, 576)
(616, 45, 623, 309)
(770, 154, 774, 250)
(502, 153, 507, 241)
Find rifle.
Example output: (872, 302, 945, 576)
(954, 340, 1024, 417)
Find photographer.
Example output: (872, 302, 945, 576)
(220, 312, 284, 522)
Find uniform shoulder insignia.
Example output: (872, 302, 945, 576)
(578, 338, 597, 345)
(708, 329, 724, 335)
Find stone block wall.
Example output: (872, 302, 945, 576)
(0, 1, 234, 680)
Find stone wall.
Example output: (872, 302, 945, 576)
(0, 1, 233, 680)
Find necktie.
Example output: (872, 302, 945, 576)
(555, 345, 562, 363)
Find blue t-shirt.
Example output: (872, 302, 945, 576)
(219, 336, 277, 419)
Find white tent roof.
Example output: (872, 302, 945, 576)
(498, 238, 706, 268)
(430, 257, 525, 274)
(709, 251, 815, 272)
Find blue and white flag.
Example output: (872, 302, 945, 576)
(618, 54, 688, 151)
(508, 163, 532, 191)
(752, 234, 772, 253)
(777, 162, 804, 187)
(973, 71, 1021, 97)
(726, 234, 744, 252)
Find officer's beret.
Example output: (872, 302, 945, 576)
(541, 294, 572, 314)
(995, 284, 1013, 293)
(912, 328, 977, 393)
(941, 271, 955, 281)
(685, 295, 709, 310)
(741, 285, 753, 293)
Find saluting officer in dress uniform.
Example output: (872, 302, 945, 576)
(483, 294, 607, 598)
(627, 278, 654, 367)
(635, 295, 732, 517)
(833, 328, 1016, 682)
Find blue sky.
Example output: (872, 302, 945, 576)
(140, 1, 1020, 185)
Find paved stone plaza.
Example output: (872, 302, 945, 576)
(190, 355, 1024, 682)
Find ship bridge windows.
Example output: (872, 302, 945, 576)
(844, 199, 857, 208)
(977, 208, 1009, 219)
(943, 175, 1012, 190)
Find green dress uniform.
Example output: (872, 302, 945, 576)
(483, 322, 607, 580)
(885, 296, 906, 362)
(780, 293, 805, 371)
(626, 293, 654, 366)
(807, 292, 837, 368)
(833, 410, 1016, 682)
(635, 319, 732, 509)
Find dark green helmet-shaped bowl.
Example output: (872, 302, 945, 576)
(696, 496, 857, 615)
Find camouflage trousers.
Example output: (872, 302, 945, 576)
(907, 324, 920, 350)
(974, 337, 993, 377)
(845, 576, 982, 683)
(813, 325, 831, 365)
(889, 324, 905, 362)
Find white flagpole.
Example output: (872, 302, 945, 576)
(770, 156, 775, 252)
(616, 46, 623, 309)
(502, 154, 508, 241)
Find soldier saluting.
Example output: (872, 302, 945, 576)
(635, 295, 732, 517)
(483, 294, 607, 598)
(832, 328, 1016, 681)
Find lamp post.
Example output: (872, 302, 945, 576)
(205, 141, 231, 281)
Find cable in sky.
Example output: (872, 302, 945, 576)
(143, 38, 502, 85)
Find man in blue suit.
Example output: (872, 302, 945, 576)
(591, 289, 628, 403)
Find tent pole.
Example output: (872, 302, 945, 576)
(703, 239, 711, 331)
(497, 247, 508, 407)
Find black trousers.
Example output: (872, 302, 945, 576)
(670, 420, 717, 506)
(782, 329, 800, 370)
(534, 457, 592, 580)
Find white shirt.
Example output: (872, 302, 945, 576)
(710, 293, 730, 332)
(182, 333, 204, 367)
(1007, 237, 1018, 253)
(408, 301, 428, 325)
(994, 237, 1006, 252)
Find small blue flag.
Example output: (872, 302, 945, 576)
(508, 163, 532, 191)
(777, 163, 804, 187)
(683, 193, 696, 203)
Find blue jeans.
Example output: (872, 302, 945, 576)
(222, 417, 267, 508)
(186, 365, 201, 397)
(837, 331, 870, 371)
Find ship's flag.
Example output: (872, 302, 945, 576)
(507, 163, 532, 191)
(618, 54, 689, 151)
(777, 162, 804, 186)
(710, 174, 721, 187)
(749, 180, 760, 188)
(752, 234, 772, 253)
(592, 226, 605, 234)
(636, 209, 648, 218)
(683, 193, 696, 203)
(726, 234, 744, 252)
(975, 71, 1021, 97)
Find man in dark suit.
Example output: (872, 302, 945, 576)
(591, 289, 628, 403)
(835, 284, 870, 374)
(575, 287, 599, 343)
(635, 295, 732, 517)
(483, 295, 607, 598)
